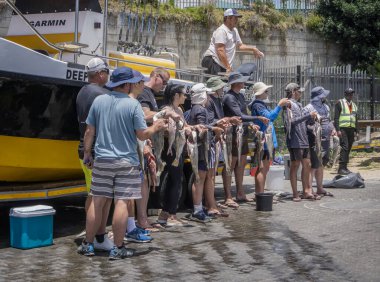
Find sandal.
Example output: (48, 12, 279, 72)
(224, 200, 239, 209)
(317, 190, 334, 197)
(292, 197, 302, 202)
(236, 197, 255, 203)
(302, 193, 316, 201)
(217, 203, 229, 210)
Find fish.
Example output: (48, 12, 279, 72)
(236, 124, 244, 164)
(167, 117, 176, 156)
(187, 130, 200, 182)
(313, 120, 323, 164)
(214, 140, 221, 175)
(331, 135, 341, 167)
(172, 127, 186, 167)
(265, 124, 274, 160)
(137, 139, 145, 169)
(199, 129, 210, 169)
(282, 106, 292, 139)
(253, 131, 265, 169)
(146, 154, 157, 191)
(152, 115, 166, 186)
(221, 136, 231, 175)
(225, 126, 233, 170)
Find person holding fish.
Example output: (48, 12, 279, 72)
(156, 83, 191, 226)
(283, 83, 318, 202)
(188, 83, 225, 222)
(250, 82, 290, 194)
(304, 86, 335, 197)
(222, 72, 269, 208)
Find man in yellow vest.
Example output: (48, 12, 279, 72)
(334, 88, 358, 175)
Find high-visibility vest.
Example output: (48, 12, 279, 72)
(338, 99, 357, 128)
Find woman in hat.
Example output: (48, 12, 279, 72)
(222, 72, 269, 207)
(188, 83, 224, 222)
(304, 86, 335, 197)
(250, 82, 289, 194)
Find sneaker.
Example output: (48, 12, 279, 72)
(190, 210, 212, 223)
(338, 168, 350, 175)
(136, 226, 151, 235)
(94, 235, 114, 251)
(124, 228, 153, 243)
(109, 245, 135, 260)
(77, 241, 95, 256)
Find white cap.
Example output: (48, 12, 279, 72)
(86, 58, 108, 73)
(223, 9, 242, 17)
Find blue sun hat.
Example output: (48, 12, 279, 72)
(106, 67, 148, 88)
(311, 86, 330, 101)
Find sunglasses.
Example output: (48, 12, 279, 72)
(158, 74, 168, 85)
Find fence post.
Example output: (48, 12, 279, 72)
(296, 65, 301, 85)
(370, 70, 375, 120)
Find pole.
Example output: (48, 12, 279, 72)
(103, 0, 108, 56)
(370, 70, 375, 120)
(74, 0, 79, 63)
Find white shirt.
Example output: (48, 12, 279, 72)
(204, 24, 242, 69)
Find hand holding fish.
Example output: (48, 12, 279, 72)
(258, 116, 270, 125)
(165, 110, 181, 122)
(278, 98, 289, 107)
(153, 118, 168, 131)
(212, 127, 224, 141)
(229, 116, 242, 126)
(310, 111, 318, 120)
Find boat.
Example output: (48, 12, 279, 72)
(0, 0, 194, 184)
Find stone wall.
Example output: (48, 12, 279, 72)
(106, 13, 341, 69)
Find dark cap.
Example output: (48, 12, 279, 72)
(344, 88, 355, 95)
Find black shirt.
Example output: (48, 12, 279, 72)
(222, 89, 257, 122)
(206, 95, 224, 124)
(76, 83, 110, 159)
(138, 86, 159, 112)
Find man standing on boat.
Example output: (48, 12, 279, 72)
(201, 8, 264, 75)
(76, 58, 113, 251)
(79, 67, 167, 260)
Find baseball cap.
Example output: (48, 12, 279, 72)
(285, 82, 305, 93)
(224, 8, 242, 17)
(344, 88, 355, 95)
(86, 58, 108, 72)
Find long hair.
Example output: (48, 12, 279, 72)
(164, 83, 185, 105)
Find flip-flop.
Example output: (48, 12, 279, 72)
(224, 201, 239, 209)
(301, 194, 316, 201)
(217, 203, 229, 209)
(292, 197, 302, 202)
(317, 191, 334, 197)
(236, 198, 255, 203)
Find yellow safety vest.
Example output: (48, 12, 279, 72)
(338, 99, 357, 128)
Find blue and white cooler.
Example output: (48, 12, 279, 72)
(9, 205, 56, 249)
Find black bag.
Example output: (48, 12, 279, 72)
(323, 173, 365, 189)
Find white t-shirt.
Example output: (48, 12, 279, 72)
(204, 24, 242, 69)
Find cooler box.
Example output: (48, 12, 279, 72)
(10, 205, 56, 249)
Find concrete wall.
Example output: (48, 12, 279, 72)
(0, 1, 14, 37)
(106, 13, 341, 69)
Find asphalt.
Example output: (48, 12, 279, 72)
(0, 175, 379, 282)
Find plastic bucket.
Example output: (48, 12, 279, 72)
(256, 193, 273, 211)
(266, 165, 285, 191)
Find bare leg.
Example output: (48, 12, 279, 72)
(98, 198, 112, 234)
(301, 158, 312, 195)
(235, 155, 248, 199)
(204, 168, 218, 212)
(112, 199, 129, 247)
(136, 177, 149, 227)
(290, 160, 301, 199)
(192, 171, 207, 206)
(255, 159, 270, 194)
(85, 196, 108, 243)
(315, 167, 324, 193)
(85, 195, 92, 214)
(223, 157, 239, 205)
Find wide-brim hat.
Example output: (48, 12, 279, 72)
(253, 82, 273, 96)
(228, 72, 250, 85)
(206, 77, 227, 91)
(106, 67, 148, 88)
(311, 86, 330, 101)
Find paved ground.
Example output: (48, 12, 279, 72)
(0, 170, 379, 281)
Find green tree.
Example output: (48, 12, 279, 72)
(315, 0, 380, 71)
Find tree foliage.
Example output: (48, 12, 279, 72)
(315, 0, 380, 71)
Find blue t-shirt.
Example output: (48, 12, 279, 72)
(86, 91, 147, 165)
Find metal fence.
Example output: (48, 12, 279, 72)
(159, 0, 317, 12)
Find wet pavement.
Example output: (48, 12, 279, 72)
(0, 175, 379, 281)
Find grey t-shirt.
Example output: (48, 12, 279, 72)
(76, 83, 110, 159)
(286, 99, 312, 149)
(138, 86, 159, 112)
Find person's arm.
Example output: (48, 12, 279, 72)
(83, 124, 96, 168)
(334, 101, 341, 132)
(237, 42, 264, 58)
(224, 95, 264, 122)
(215, 43, 231, 72)
(136, 120, 167, 140)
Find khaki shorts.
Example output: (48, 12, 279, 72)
(90, 159, 143, 200)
